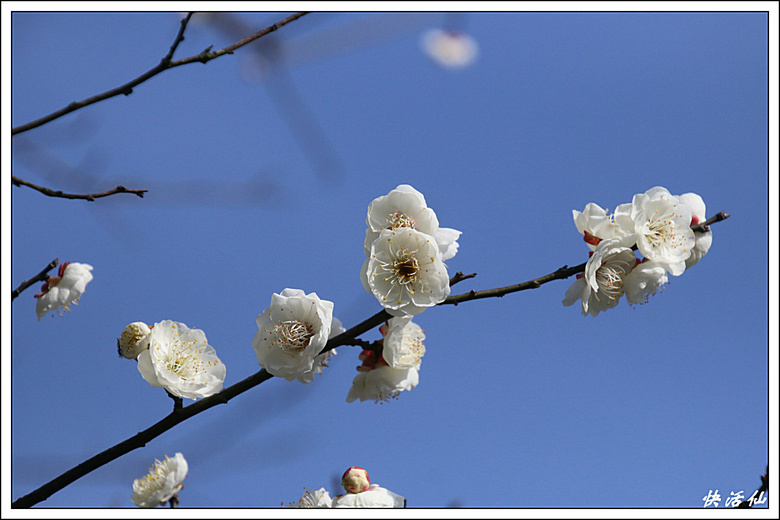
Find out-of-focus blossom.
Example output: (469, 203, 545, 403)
(137, 320, 226, 400)
(131, 453, 188, 508)
(421, 28, 478, 69)
(253, 289, 335, 381)
(35, 262, 93, 321)
(118, 322, 151, 360)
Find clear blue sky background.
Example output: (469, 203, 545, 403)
(6, 7, 775, 510)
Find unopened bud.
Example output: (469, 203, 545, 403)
(342, 466, 370, 494)
(118, 322, 151, 359)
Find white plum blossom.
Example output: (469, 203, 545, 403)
(118, 321, 151, 360)
(624, 260, 668, 305)
(253, 289, 335, 381)
(137, 320, 226, 400)
(630, 186, 695, 276)
(363, 184, 461, 261)
(572, 202, 636, 250)
(131, 453, 188, 508)
(562, 238, 637, 317)
(284, 488, 332, 508)
(346, 349, 420, 403)
(363, 228, 451, 316)
(380, 316, 426, 370)
(677, 192, 713, 268)
(35, 262, 93, 320)
(421, 28, 479, 69)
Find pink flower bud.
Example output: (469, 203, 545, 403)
(342, 467, 370, 494)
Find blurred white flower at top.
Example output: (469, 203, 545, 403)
(35, 262, 93, 321)
(137, 320, 226, 400)
(421, 28, 479, 69)
(253, 288, 335, 381)
(131, 452, 188, 508)
(284, 487, 332, 508)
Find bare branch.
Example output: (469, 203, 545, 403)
(11, 12, 309, 136)
(11, 258, 58, 301)
(12, 176, 147, 201)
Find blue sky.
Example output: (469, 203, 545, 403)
(5, 6, 777, 512)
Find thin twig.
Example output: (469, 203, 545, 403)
(11, 258, 58, 301)
(12, 176, 147, 201)
(11, 213, 730, 508)
(11, 12, 309, 136)
(691, 211, 730, 233)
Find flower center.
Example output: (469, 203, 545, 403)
(158, 328, 208, 380)
(387, 212, 414, 230)
(595, 257, 634, 301)
(271, 320, 314, 352)
(392, 249, 420, 285)
(644, 207, 691, 251)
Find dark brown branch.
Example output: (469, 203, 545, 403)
(11, 213, 730, 507)
(691, 211, 730, 233)
(12, 176, 147, 201)
(11, 12, 309, 136)
(11, 258, 58, 301)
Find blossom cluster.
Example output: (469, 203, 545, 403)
(563, 186, 713, 316)
(360, 184, 461, 317)
(350, 185, 459, 402)
(285, 466, 405, 508)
